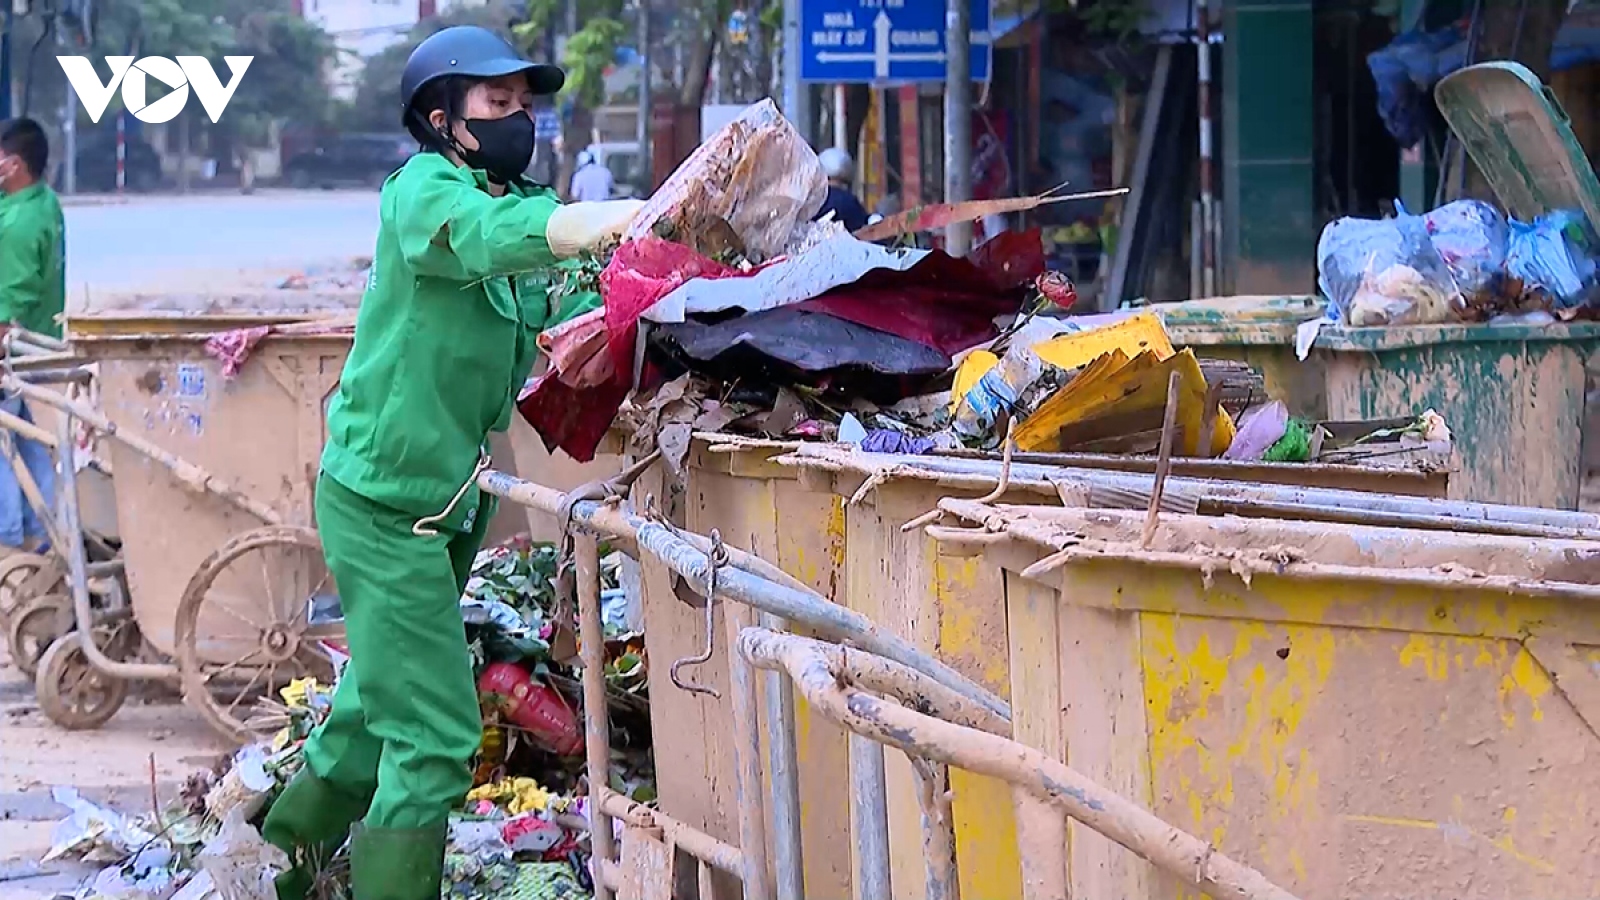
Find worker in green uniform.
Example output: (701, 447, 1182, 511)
(260, 27, 643, 900)
(0, 117, 66, 339)
(0, 117, 65, 553)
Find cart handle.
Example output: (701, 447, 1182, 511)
(54, 408, 179, 683)
(11, 366, 95, 386)
(3, 375, 283, 526)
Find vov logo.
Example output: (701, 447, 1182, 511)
(56, 56, 253, 125)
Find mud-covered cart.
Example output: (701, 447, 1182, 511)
(16, 279, 362, 741)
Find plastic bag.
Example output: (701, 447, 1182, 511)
(203, 745, 276, 822)
(196, 812, 289, 900)
(1316, 214, 1459, 326)
(1415, 199, 1508, 300)
(45, 786, 156, 863)
(953, 344, 1045, 439)
(623, 98, 828, 261)
(1506, 210, 1600, 309)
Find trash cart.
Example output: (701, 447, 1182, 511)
(618, 433, 1463, 900)
(18, 278, 367, 740)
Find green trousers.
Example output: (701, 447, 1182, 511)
(263, 474, 492, 899)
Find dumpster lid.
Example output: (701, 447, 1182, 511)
(1434, 61, 1600, 235)
(1153, 295, 1326, 346)
(67, 260, 366, 336)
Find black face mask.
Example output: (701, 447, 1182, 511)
(456, 113, 535, 184)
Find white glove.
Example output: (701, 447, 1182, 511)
(546, 199, 646, 258)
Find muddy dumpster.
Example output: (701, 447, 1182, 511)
(1162, 62, 1600, 511)
(478, 464, 1314, 900)
(616, 434, 1458, 900)
(917, 494, 1600, 900)
(1163, 306, 1600, 510)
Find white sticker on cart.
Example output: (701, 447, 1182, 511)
(177, 363, 206, 399)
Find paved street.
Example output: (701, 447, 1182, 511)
(64, 188, 381, 296)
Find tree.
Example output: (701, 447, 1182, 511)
(214, 3, 341, 145)
(348, 2, 520, 134)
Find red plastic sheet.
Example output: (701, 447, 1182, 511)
(796, 229, 1043, 355)
(520, 231, 1044, 462)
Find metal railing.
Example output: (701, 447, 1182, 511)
(478, 465, 1305, 900)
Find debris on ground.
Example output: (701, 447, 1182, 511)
(40, 531, 649, 900)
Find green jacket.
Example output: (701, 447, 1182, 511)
(321, 152, 599, 532)
(0, 182, 65, 338)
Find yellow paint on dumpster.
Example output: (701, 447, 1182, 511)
(772, 485, 852, 899)
(935, 555, 1022, 900)
(1395, 635, 1553, 728)
(1142, 615, 1334, 838)
(1033, 550, 1600, 899)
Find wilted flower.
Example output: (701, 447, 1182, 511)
(1035, 270, 1078, 311)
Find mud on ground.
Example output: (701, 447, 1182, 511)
(0, 643, 228, 900)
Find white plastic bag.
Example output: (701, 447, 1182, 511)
(1316, 214, 1460, 326)
(196, 812, 290, 900)
(45, 787, 156, 863)
(624, 99, 828, 261)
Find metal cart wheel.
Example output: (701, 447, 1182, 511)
(35, 617, 138, 730)
(0, 553, 65, 626)
(174, 525, 341, 743)
(7, 592, 72, 678)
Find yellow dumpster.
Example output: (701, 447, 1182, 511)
(927, 496, 1600, 900)
(620, 433, 1457, 900)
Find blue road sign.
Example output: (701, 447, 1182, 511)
(534, 109, 562, 141)
(800, 0, 992, 84)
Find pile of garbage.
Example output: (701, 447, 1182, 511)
(42, 535, 647, 900)
(516, 102, 1274, 471)
(1317, 198, 1600, 326)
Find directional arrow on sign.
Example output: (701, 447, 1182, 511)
(812, 11, 989, 79)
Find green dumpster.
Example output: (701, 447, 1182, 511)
(1162, 302, 1600, 509)
(1160, 62, 1600, 510)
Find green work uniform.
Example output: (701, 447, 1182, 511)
(262, 152, 598, 900)
(0, 182, 66, 338)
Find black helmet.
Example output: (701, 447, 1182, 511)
(401, 26, 564, 118)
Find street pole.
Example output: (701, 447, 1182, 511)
(115, 111, 125, 194)
(1196, 0, 1217, 297)
(833, 84, 846, 151)
(781, 0, 810, 141)
(636, 0, 651, 192)
(60, 25, 77, 196)
(63, 78, 77, 195)
(0, 5, 12, 121)
(944, 0, 973, 256)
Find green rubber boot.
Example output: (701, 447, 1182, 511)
(261, 770, 372, 900)
(349, 822, 449, 900)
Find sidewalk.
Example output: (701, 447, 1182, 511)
(59, 187, 378, 207)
